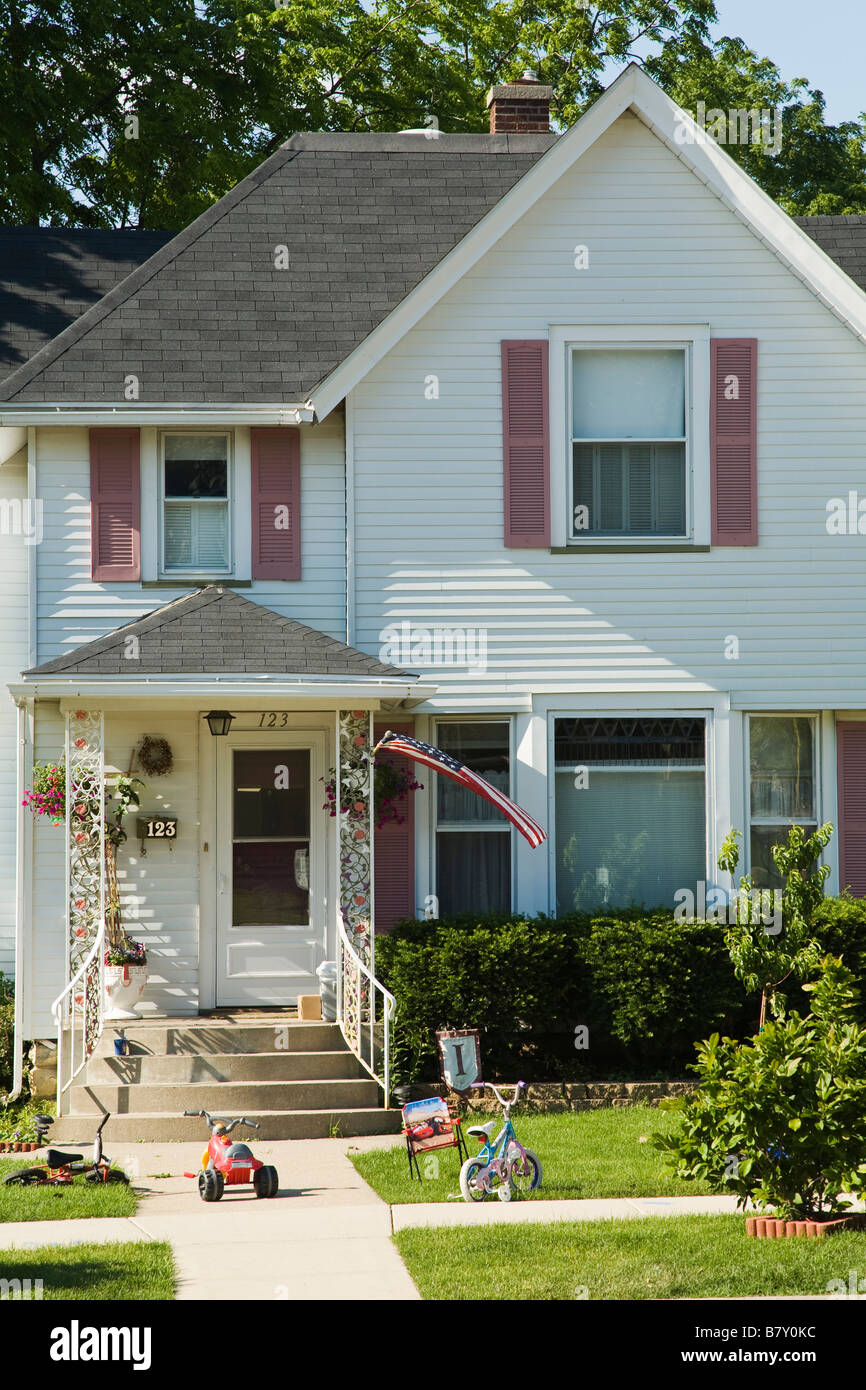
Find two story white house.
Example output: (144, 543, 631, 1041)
(3, 64, 866, 1064)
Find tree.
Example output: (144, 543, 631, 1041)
(718, 823, 832, 1029)
(648, 33, 866, 215)
(0, 0, 719, 228)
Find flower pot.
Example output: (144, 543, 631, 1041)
(104, 963, 147, 1020)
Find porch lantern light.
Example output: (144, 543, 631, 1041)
(205, 710, 234, 737)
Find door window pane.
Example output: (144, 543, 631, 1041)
(554, 717, 706, 911)
(232, 842, 309, 926)
(232, 749, 310, 925)
(234, 750, 309, 838)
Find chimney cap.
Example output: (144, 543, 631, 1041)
(486, 79, 554, 107)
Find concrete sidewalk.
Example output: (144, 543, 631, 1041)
(0, 1135, 420, 1301)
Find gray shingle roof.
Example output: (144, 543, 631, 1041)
(0, 228, 173, 380)
(0, 134, 557, 406)
(794, 216, 866, 293)
(25, 585, 414, 679)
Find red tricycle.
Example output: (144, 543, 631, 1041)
(183, 1110, 279, 1201)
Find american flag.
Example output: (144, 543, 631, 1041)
(373, 730, 547, 849)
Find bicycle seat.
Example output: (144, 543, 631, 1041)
(466, 1120, 497, 1141)
(46, 1149, 83, 1168)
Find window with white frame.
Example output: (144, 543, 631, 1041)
(748, 716, 818, 889)
(435, 722, 511, 915)
(570, 347, 688, 539)
(161, 432, 231, 574)
(554, 717, 706, 911)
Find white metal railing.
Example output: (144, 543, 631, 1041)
(336, 913, 396, 1108)
(51, 923, 105, 1113)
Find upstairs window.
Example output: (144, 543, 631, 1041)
(570, 347, 688, 539)
(161, 432, 231, 574)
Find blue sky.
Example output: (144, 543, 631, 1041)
(710, 0, 865, 124)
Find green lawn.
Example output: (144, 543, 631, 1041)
(0, 1241, 175, 1299)
(0, 1158, 137, 1223)
(350, 1107, 715, 1204)
(395, 1213, 866, 1300)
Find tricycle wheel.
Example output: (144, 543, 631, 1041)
(254, 1165, 279, 1198)
(3, 1167, 46, 1186)
(198, 1168, 224, 1202)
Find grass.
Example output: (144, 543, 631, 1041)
(350, 1106, 715, 1204)
(0, 1241, 175, 1299)
(395, 1213, 866, 1300)
(0, 1158, 137, 1223)
(0, 1099, 55, 1144)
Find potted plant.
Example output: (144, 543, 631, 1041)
(322, 757, 422, 830)
(104, 935, 148, 1020)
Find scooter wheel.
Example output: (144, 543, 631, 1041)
(198, 1169, 224, 1202)
(254, 1165, 279, 1198)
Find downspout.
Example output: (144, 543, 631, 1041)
(345, 393, 355, 647)
(7, 699, 33, 1104)
(7, 427, 38, 1103)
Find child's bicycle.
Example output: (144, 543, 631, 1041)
(459, 1081, 542, 1202)
(1, 1113, 129, 1187)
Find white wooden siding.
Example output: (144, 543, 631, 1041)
(29, 706, 201, 1036)
(351, 112, 866, 710)
(0, 460, 29, 979)
(33, 413, 346, 665)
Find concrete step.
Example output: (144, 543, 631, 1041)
(84, 1051, 365, 1085)
(68, 1077, 381, 1116)
(49, 1108, 402, 1142)
(95, 1019, 344, 1057)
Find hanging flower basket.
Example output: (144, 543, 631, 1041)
(322, 758, 422, 830)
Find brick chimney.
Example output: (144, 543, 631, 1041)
(486, 70, 553, 134)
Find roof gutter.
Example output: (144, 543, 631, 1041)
(0, 404, 316, 427)
(9, 677, 436, 704)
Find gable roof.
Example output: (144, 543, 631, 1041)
(308, 66, 866, 419)
(24, 585, 414, 679)
(0, 134, 555, 408)
(0, 228, 172, 380)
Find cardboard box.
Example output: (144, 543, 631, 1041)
(298, 994, 322, 1021)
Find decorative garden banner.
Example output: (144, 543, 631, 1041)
(437, 1028, 482, 1093)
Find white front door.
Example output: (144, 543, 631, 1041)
(216, 731, 328, 1006)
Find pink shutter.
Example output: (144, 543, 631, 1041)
(90, 428, 140, 581)
(837, 722, 866, 896)
(373, 723, 416, 932)
(502, 339, 549, 547)
(711, 338, 758, 545)
(251, 426, 301, 580)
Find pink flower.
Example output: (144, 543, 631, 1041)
(74, 710, 87, 720)
(74, 738, 86, 749)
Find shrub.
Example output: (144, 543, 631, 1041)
(0, 973, 15, 1095)
(656, 956, 866, 1220)
(377, 910, 750, 1084)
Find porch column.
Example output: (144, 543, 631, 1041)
(335, 709, 374, 972)
(65, 709, 105, 1047)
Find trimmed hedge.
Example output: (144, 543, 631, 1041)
(376, 898, 866, 1084)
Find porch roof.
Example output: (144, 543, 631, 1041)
(21, 585, 417, 682)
